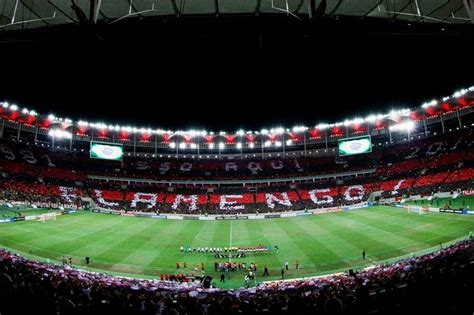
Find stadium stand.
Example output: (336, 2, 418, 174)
(0, 129, 473, 214)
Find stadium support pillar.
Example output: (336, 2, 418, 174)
(261, 137, 265, 158)
(89, 0, 102, 24)
(154, 135, 158, 157)
(282, 134, 286, 156)
(325, 131, 328, 150)
(456, 110, 462, 128)
(0, 118, 4, 138)
(440, 115, 445, 133)
(69, 136, 73, 151)
(17, 123, 21, 141)
(133, 134, 137, 157)
(306, 0, 316, 19)
(463, 0, 473, 23)
(423, 117, 428, 136)
(388, 122, 393, 143)
(303, 132, 307, 156)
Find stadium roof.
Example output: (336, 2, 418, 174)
(0, 0, 472, 30)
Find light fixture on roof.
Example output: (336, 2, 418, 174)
(316, 123, 330, 130)
(219, 142, 225, 150)
(236, 142, 242, 149)
(421, 100, 438, 109)
(271, 127, 284, 135)
(49, 129, 72, 139)
(292, 126, 307, 132)
(453, 89, 468, 98)
(389, 120, 415, 132)
(364, 115, 377, 123)
(10, 104, 18, 111)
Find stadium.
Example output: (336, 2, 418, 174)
(1, 1, 474, 314)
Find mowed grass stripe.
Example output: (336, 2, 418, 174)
(363, 208, 474, 244)
(146, 220, 209, 272)
(48, 216, 150, 260)
(242, 219, 281, 268)
(307, 215, 368, 267)
(275, 218, 341, 268)
(180, 221, 226, 273)
(106, 220, 184, 268)
(0, 213, 110, 259)
(339, 212, 440, 248)
(316, 213, 410, 263)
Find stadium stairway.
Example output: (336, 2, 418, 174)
(80, 197, 96, 208)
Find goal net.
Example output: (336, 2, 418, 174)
(37, 212, 57, 223)
(406, 205, 428, 215)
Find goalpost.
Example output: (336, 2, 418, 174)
(406, 205, 427, 215)
(38, 212, 57, 223)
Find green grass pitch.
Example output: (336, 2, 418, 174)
(0, 205, 473, 289)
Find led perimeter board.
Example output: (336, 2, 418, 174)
(90, 141, 124, 161)
(338, 135, 372, 157)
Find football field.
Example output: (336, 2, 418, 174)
(0, 205, 473, 288)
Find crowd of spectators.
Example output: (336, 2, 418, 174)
(1, 130, 473, 182)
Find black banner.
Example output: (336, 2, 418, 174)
(184, 216, 199, 220)
(216, 216, 249, 220)
(134, 213, 155, 218)
(61, 210, 76, 215)
(264, 214, 281, 219)
(439, 208, 463, 214)
(92, 209, 120, 215)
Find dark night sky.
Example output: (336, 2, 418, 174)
(0, 18, 473, 132)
